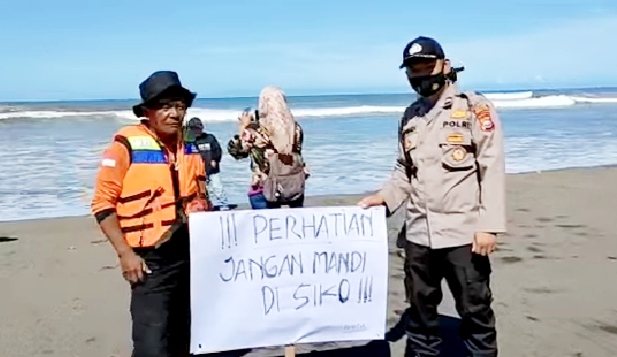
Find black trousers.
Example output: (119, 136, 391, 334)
(130, 230, 191, 357)
(405, 242, 497, 357)
(403, 248, 413, 303)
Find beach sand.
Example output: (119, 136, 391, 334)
(1, 167, 616, 357)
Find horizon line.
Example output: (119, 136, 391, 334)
(1, 84, 616, 104)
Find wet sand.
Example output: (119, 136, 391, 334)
(1, 167, 616, 357)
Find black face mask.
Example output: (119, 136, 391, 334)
(409, 72, 447, 97)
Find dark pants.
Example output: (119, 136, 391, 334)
(398, 226, 412, 303)
(403, 248, 413, 303)
(265, 194, 305, 209)
(131, 230, 191, 357)
(405, 242, 497, 357)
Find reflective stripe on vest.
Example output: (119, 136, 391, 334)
(128, 135, 168, 164)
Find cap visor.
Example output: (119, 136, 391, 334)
(399, 55, 441, 68)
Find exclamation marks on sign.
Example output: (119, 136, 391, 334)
(219, 213, 238, 250)
(357, 276, 373, 303)
(219, 216, 225, 249)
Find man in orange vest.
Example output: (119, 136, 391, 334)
(91, 71, 209, 357)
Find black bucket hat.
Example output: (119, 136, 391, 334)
(132, 71, 197, 118)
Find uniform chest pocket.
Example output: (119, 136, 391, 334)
(440, 131, 475, 171)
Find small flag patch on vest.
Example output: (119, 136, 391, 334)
(101, 158, 116, 167)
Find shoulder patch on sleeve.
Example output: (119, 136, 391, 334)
(472, 102, 495, 132)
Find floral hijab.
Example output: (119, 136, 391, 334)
(258, 86, 297, 154)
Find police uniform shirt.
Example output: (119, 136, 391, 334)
(380, 83, 507, 249)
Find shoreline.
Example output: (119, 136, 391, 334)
(1, 166, 617, 356)
(2, 163, 617, 225)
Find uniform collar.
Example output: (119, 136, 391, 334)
(436, 82, 459, 109)
(418, 82, 458, 121)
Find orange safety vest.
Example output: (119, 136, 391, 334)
(113, 125, 206, 248)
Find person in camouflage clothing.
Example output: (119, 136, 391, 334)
(227, 110, 307, 209)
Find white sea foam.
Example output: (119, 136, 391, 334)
(2, 91, 617, 122)
(2, 90, 617, 221)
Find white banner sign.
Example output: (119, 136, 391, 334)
(188, 205, 389, 354)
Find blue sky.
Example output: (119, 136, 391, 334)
(1, 0, 617, 101)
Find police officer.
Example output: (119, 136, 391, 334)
(358, 36, 506, 357)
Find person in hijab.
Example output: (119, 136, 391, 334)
(228, 86, 309, 209)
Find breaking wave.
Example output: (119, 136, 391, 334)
(2, 91, 617, 122)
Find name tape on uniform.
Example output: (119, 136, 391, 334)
(447, 133, 465, 144)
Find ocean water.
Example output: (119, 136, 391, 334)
(1, 87, 617, 222)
